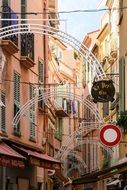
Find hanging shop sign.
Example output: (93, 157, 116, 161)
(99, 124, 121, 147)
(91, 79, 115, 103)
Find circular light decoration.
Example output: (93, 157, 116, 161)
(99, 124, 121, 147)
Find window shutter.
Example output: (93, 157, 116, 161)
(14, 72, 20, 134)
(38, 90, 45, 110)
(119, 0, 123, 24)
(14, 72, 20, 104)
(30, 112, 35, 138)
(29, 84, 36, 139)
(119, 57, 125, 112)
(21, 0, 26, 20)
(1, 92, 6, 132)
(38, 60, 44, 83)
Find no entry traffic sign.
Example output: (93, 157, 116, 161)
(99, 124, 121, 147)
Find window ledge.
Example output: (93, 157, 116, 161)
(29, 137, 36, 143)
(0, 131, 8, 137)
(13, 130, 21, 137)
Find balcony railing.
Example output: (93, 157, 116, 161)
(20, 33, 35, 69)
(21, 33, 34, 61)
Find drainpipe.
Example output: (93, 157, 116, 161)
(43, 0, 49, 134)
(43, 1, 49, 189)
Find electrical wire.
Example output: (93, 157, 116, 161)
(0, 7, 126, 15)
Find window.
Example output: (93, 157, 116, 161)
(2, 0, 9, 6)
(14, 72, 20, 134)
(29, 84, 36, 140)
(54, 47, 62, 61)
(55, 118, 63, 140)
(76, 74, 80, 87)
(38, 59, 44, 110)
(21, 0, 26, 21)
(2, 0, 10, 28)
(2, 0, 18, 46)
(21, 33, 34, 61)
(0, 92, 6, 132)
(38, 59, 44, 83)
(119, 0, 123, 24)
(38, 89, 45, 111)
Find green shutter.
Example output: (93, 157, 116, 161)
(29, 84, 36, 139)
(14, 72, 20, 104)
(14, 72, 20, 134)
(38, 60, 44, 83)
(119, 57, 125, 112)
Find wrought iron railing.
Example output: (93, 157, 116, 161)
(21, 33, 34, 61)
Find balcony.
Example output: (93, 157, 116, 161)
(55, 109, 69, 117)
(55, 102, 69, 117)
(20, 33, 35, 69)
(20, 56, 35, 69)
(1, 38, 19, 55)
(49, 99, 69, 117)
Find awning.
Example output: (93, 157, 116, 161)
(0, 142, 25, 168)
(72, 159, 127, 185)
(107, 179, 120, 186)
(13, 145, 61, 170)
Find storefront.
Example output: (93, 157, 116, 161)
(72, 160, 127, 190)
(0, 140, 61, 190)
(0, 141, 25, 189)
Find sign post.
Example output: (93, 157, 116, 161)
(99, 124, 121, 147)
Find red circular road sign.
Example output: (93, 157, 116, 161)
(99, 124, 121, 147)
